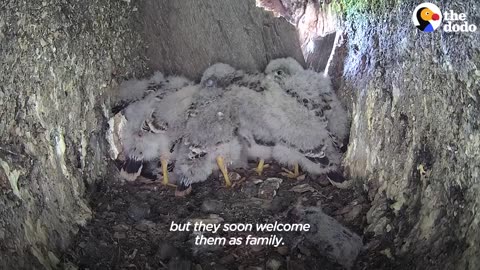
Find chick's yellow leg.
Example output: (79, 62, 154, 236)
(255, 159, 265, 176)
(160, 158, 176, 188)
(216, 156, 231, 187)
(281, 163, 301, 179)
(294, 163, 300, 176)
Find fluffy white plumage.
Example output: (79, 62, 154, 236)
(264, 57, 304, 76)
(113, 72, 192, 113)
(148, 84, 199, 181)
(117, 59, 351, 189)
(230, 72, 275, 173)
(260, 77, 342, 176)
(113, 72, 163, 114)
(120, 97, 163, 180)
(265, 57, 350, 147)
(173, 63, 243, 194)
(149, 84, 199, 157)
(118, 73, 193, 181)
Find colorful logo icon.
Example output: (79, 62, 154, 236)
(412, 3, 442, 32)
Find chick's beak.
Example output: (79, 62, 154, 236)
(432, 13, 440, 21)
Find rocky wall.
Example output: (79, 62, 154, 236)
(0, 0, 145, 268)
(338, 1, 480, 269)
(140, 0, 305, 79)
(0, 0, 306, 268)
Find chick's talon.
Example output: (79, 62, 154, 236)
(175, 185, 192, 197)
(281, 163, 302, 179)
(280, 171, 296, 178)
(163, 182, 177, 188)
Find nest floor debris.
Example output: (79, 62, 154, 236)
(64, 162, 395, 269)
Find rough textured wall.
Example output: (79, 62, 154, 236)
(267, 0, 479, 268)
(257, 0, 340, 72)
(141, 0, 305, 79)
(306, 31, 337, 72)
(339, 1, 480, 269)
(0, 0, 145, 268)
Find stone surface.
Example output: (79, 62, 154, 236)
(157, 242, 180, 261)
(201, 199, 225, 213)
(289, 183, 315, 193)
(269, 194, 294, 213)
(333, 1, 480, 269)
(273, 0, 480, 268)
(296, 206, 363, 269)
(305, 32, 338, 72)
(258, 178, 283, 200)
(219, 254, 235, 265)
(140, 0, 305, 79)
(344, 204, 364, 222)
(127, 202, 151, 222)
(276, 246, 289, 256)
(312, 174, 332, 187)
(0, 0, 145, 268)
(112, 224, 130, 232)
(257, 0, 340, 72)
(135, 219, 155, 232)
(113, 232, 127, 240)
(168, 257, 193, 270)
(6, 0, 479, 269)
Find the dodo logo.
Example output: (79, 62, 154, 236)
(412, 3, 442, 32)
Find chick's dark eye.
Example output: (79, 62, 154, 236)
(141, 121, 151, 132)
(276, 70, 284, 76)
(206, 79, 215, 87)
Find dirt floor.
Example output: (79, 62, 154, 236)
(63, 162, 395, 270)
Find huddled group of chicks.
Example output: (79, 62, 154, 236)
(112, 58, 349, 196)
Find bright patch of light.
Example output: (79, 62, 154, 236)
(305, 38, 316, 55)
(324, 31, 341, 75)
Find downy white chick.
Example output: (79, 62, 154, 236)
(120, 97, 163, 181)
(173, 63, 243, 196)
(183, 67, 275, 178)
(113, 72, 191, 114)
(119, 74, 192, 182)
(231, 71, 276, 176)
(148, 83, 199, 185)
(112, 71, 165, 115)
(261, 77, 343, 179)
(265, 57, 350, 150)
